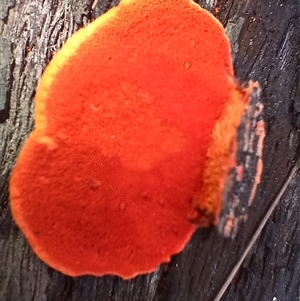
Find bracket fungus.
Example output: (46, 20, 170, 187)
(10, 0, 264, 278)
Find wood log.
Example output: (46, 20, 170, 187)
(1, 0, 299, 300)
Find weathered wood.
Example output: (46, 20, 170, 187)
(1, 0, 299, 300)
(0, 37, 13, 122)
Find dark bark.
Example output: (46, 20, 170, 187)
(1, 0, 300, 300)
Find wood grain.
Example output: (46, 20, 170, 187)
(1, 0, 299, 300)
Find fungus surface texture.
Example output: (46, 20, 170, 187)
(10, 0, 253, 278)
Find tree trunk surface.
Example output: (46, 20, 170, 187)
(1, 0, 299, 300)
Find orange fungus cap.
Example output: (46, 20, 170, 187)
(10, 0, 254, 278)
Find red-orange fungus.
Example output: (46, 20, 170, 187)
(10, 0, 254, 278)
